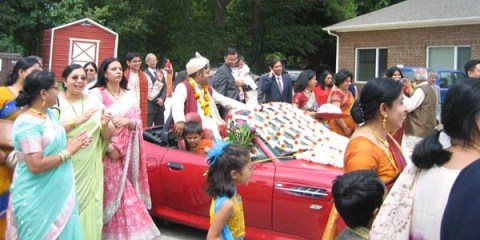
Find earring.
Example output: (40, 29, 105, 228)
(382, 114, 387, 129)
(42, 100, 46, 107)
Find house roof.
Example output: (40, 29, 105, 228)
(323, 0, 480, 32)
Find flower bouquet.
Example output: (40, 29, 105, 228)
(224, 124, 257, 153)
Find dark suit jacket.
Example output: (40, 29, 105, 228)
(260, 73, 293, 103)
(211, 63, 239, 100)
(144, 68, 166, 114)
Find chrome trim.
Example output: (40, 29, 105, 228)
(275, 185, 328, 197)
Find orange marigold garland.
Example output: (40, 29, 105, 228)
(189, 77, 211, 117)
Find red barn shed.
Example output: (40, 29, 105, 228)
(40, 18, 118, 76)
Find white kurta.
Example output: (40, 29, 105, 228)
(172, 82, 246, 140)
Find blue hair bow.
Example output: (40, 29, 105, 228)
(207, 140, 230, 166)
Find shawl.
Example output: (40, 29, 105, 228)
(124, 68, 148, 128)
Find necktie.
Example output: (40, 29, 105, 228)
(277, 76, 283, 94)
(153, 70, 157, 80)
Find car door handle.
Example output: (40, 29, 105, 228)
(166, 162, 184, 170)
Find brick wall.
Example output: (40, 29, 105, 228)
(336, 24, 480, 81)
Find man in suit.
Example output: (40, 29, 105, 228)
(211, 47, 244, 117)
(261, 59, 293, 103)
(144, 53, 166, 126)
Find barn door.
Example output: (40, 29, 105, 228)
(69, 38, 100, 66)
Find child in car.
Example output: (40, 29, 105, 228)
(183, 121, 213, 155)
(332, 170, 386, 240)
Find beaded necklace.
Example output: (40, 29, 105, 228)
(188, 77, 210, 117)
(65, 93, 84, 117)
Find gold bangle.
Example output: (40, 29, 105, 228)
(69, 120, 76, 129)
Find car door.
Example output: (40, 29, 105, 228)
(272, 162, 340, 239)
(240, 142, 275, 230)
(160, 148, 211, 216)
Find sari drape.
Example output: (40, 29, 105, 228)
(0, 86, 18, 237)
(328, 88, 355, 137)
(90, 88, 160, 239)
(322, 134, 406, 240)
(7, 109, 82, 239)
(57, 94, 109, 239)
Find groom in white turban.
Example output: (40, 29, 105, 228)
(171, 52, 246, 139)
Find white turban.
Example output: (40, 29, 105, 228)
(186, 52, 210, 75)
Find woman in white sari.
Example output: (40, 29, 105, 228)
(90, 57, 161, 239)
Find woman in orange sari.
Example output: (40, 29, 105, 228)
(322, 77, 408, 239)
(0, 57, 41, 236)
(328, 69, 356, 137)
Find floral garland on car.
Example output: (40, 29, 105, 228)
(188, 77, 210, 117)
(225, 102, 348, 168)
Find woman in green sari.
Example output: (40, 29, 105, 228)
(7, 70, 91, 239)
(56, 64, 114, 239)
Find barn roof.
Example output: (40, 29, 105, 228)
(50, 18, 118, 36)
(323, 0, 480, 32)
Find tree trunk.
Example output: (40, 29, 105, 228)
(213, 0, 230, 29)
(251, 0, 263, 70)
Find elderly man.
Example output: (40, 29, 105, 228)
(143, 53, 166, 126)
(427, 71, 441, 124)
(172, 52, 246, 140)
(403, 68, 437, 151)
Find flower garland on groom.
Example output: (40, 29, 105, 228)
(171, 52, 246, 140)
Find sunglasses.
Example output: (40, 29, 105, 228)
(85, 68, 96, 73)
(71, 75, 88, 81)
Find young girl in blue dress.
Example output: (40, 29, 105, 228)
(206, 142, 253, 240)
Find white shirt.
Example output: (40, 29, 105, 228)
(145, 69, 164, 101)
(172, 82, 246, 139)
(128, 71, 140, 103)
(404, 81, 429, 112)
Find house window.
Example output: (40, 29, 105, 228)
(427, 46, 470, 70)
(356, 48, 388, 82)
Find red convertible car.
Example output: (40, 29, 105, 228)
(143, 103, 347, 239)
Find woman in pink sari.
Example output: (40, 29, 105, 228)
(90, 57, 161, 239)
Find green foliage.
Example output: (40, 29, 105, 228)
(1, 0, 402, 75)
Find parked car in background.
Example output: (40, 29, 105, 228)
(399, 67, 466, 102)
(284, 65, 304, 82)
(143, 103, 347, 239)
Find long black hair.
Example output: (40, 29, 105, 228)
(90, 57, 128, 90)
(6, 56, 40, 86)
(317, 70, 333, 90)
(206, 144, 250, 198)
(294, 70, 316, 93)
(412, 78, 480, 169)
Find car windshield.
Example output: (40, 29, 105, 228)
(227, 103, 348, 168)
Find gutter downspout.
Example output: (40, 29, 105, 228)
(327, 30, 339, 72)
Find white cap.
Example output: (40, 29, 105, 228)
(186, 52, 209, 75)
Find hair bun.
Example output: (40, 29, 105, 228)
(15, 90, 32, 107)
